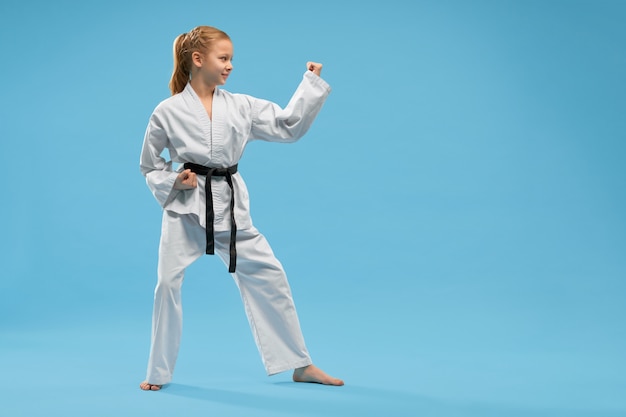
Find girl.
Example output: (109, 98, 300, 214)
(139, 25, 343, 391)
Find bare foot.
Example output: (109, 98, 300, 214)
(139, 381, 162, 391)
(293, 365, 344, 386)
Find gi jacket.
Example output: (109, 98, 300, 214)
(140, 71, 331, 231)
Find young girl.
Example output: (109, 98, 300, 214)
(139, 25, 343, 391)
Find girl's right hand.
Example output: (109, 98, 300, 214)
(174, 169, 198, 189)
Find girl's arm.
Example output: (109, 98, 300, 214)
(139, 113, 185, 208)
(249, 62, 331, 143)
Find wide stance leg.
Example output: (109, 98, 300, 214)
(214, 227, 313, 375)
(145, 211, 205, 385)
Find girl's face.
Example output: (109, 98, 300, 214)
(193, 39, 234, 87)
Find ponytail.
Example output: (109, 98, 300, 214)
(168, 26, 231, 95)
(169, 33, 191, 95)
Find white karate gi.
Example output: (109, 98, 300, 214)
(140, 71, 331, 385)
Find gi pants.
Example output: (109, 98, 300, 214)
(145, 210, 312, 385)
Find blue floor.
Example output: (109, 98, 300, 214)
(2, 267, 625, 417)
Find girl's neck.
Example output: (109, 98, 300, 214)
(190, 77, 216, 99)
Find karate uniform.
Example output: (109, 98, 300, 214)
(140, 71, 331, 385)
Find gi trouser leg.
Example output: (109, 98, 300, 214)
(213, 226, 312, 375)
(145, 211, 205, 385)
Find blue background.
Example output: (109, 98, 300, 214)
(1, 0, 625, 416)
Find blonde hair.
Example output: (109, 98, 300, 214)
(169, 26, 231, 95)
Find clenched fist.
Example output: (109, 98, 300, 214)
(174, 169, 198, 190)
(307, 61, 323, 77)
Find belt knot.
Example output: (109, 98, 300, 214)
(183, 162, 238, 273)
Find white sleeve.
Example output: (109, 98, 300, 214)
(139, 112, 180, 208)
(250, 71, 331, 143)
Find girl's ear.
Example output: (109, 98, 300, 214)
(191, 51, 203, 68)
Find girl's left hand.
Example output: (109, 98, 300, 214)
(307, 61, 323, 77)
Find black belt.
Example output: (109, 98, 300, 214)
(183, 162, 238, 273)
